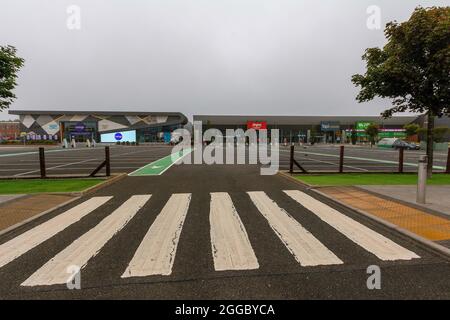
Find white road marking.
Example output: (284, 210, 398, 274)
(0, 197, 112, 269)
(303, 156, 369, 172)
(210, 192, 259, 271)
(122, 193, 191, 277)
(280, 149, 446, 170)
(283, 190, 420, 260)
(0, 148, 97, 158)
(14, 158, 100, 176)
(45, 167, 141, 170)
(21, 195, 150, 286)
(247, 191, 343, 266)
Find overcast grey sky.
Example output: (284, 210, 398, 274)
(0, 0, 448, 121)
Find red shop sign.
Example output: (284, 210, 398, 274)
(247, 121, 267, 130)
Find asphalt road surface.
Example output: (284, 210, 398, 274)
(278, 145, 448, 173)
(0, 145, 174, 177)
(0, 158, 449, 299)
(0, 144, 447, 177)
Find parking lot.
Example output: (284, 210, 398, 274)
(277, 144, 448, 173)
(0, 144, 448, 177)
(0, 145, 174, 177)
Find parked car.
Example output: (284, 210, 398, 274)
(377, 138, 398, 148)
(392, 139, 420, 150)
(378, 138, 420, 150)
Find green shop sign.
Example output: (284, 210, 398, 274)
(378, 131, 406, 138)
(355, 121, 373, 131)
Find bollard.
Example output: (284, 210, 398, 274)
(105, 146, 111, 177)
(339, 145, 344, 173)
(39, 147, 46, 179)
(417, 155, 427, 204)
(446, 147, 450, 174)
(398, 147, 404, 173)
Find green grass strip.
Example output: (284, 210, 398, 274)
(294, 173, 450, 186)
(0, 179, 104, 194)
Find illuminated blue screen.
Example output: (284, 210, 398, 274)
(100, 130, 136, 143)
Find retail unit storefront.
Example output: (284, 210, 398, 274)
(193, 115, 416, 144)
(9, 110, 188, 143)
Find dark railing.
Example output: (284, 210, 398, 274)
(37, 146, 111, 178)
(287, 144, 438, 174)
(90, 146, 111, 177)
(39, 147, 46, 178)
(289, 145, 308, 174)
(446, 147, 450, 174)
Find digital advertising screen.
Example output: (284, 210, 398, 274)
(100, 130, 136, 143)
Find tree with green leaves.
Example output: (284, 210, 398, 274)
(365, 123, 379, 147)
(432, 127, 450, 142)
(403, 124, 420, 139)
(0, 45, 24, 110)
(419, 127, 450, 143)
(352, 6, 450, 176)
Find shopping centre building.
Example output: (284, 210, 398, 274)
(8, 110, 188, 143)
(193, 115, 419, 143)
(9, 110, 447, 144)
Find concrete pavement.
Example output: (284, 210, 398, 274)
(359, 185, 450, 216)
(0, 195, 25, 205)
(0, 194, 76, 233)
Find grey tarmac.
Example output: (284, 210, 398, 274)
(0, 159, 449, 299)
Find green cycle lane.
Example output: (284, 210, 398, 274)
(129, 148, 193, 176)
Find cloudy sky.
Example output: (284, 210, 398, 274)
(0, 0, 448, 121)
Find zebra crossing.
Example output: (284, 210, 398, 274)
(210, 192, 259, 271)
(22, 195, 151, 286)
(122, 193, 191, 277)
(0, 190, 420, 287)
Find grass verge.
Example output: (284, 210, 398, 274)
(294, 173, 450, 186)
(0, 179, 104, 194)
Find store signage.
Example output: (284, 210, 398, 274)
(355, 121, 373, 131)
(74, 123, 86, 132)
(247, 121, 267, 130)
(320, 121, 340, 132)
(115, 132, 123, 141)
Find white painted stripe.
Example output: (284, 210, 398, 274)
(305, 157, 369, 172)
(0, 148, 92, 158)
(283, 190, 420, 260)
(158, 148, 194, 175)
(14, 158, 101, 177)
(0, 196, 112, 269)
(280, 149, 446, 170)
(210, 192, 259, 271)
(247, 191, 342, 266)
(21, 195, 150, 286)
(122, 193, 191, 277)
